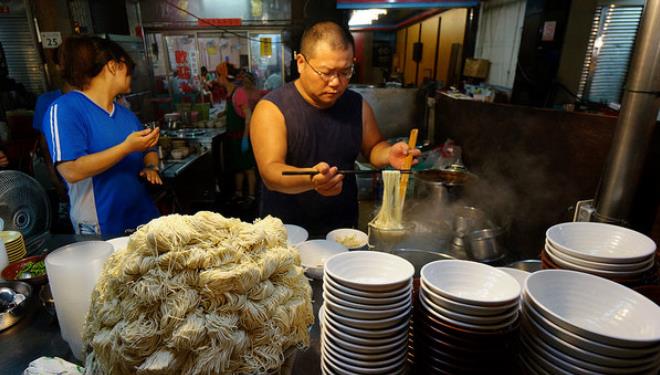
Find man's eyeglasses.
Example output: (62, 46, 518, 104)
(300, 54, 353, 83)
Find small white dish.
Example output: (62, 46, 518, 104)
(497, 267, 531, 289)
(419, 289, 518, 326)
(285, 224, 308, 245)
(421, 260, 521, 306)
(324, 251, 414, 292)
(326, 228, 368, 249)
(525, 269, 660, 347)
(296, 240, 347, 279)
(324, 273, 412, 299)
(106, 236, 130, 252)
(324, 292, 410, 320)
(546, 222, 656, 264)
(420, 278, 517, 317)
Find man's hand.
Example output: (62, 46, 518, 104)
(123, 128, 160, 153)
(0, 151, 8, 167)
(139, 168, 163, 185)
(311, 162, 343, 197)
(388, 142, 421, 169)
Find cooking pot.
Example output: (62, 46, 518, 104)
(412, 168, 476, 203)
(466, 227, 507, 262)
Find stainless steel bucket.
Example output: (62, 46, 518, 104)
(466, 227, 507, 262)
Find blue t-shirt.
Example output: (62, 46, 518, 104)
(33, 89, 62, 132)
(43, 91, 159, 236)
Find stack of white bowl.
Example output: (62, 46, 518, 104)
(544, 222, 657, 282)
(320, 251, 414, 375)
(520, 269, 660, 374)
(414, 260, 522, 373)
(419, 260, 521, 332)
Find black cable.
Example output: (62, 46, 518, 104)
(162, 0, 287, 44)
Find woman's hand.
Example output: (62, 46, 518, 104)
(311, 162, 344, 196)
(123, 128, 160, 153)
(388, 142, 421, 169)
(139, 167, 162, 185)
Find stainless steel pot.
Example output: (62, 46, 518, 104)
(412, 169, 474, 203)
(466, 227, 507, 262)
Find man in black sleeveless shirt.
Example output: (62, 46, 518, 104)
(251, 21, 420, 236)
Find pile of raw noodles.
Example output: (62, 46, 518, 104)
(82, 211, 314, 375)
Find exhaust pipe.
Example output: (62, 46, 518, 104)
(593, 0, 660, 224)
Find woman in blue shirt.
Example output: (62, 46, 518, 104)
(43, 36, 161, 236)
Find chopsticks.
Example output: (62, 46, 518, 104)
(282, 169, 412, 176)
(399, 129, 418, 202)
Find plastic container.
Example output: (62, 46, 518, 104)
(45, 241, 114, 360)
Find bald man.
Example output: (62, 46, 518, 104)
(250, 21, 420, 235)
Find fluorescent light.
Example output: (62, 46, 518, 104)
(349, 9, 387, 26)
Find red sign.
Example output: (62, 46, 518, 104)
(198, 18, 242, 27)
(174, 50, 188, 64)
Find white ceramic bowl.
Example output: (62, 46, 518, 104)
(497, 267, 530, 289)
(324, 278, 411, 306)
(521, 305, 660, 370)
(546, 222, 656, 263)
(324, 251, 414, 292)
(419, 289, 518, 326)
(322, 300, 411, 331)
(326, 228, 368, 249)
(106, 236, 129, 252)
(324, 292, 410, 320)
(322, 336, 407, 369)
(418, 293, 519, 332)
(525, 270, 660, 347)
(545, 240, 655, 271)
(296, 240, 347, 279)
(322, 346, 405, 375)
(323, 285, 410, 311)
(420, 278, 517, 317)
(322, 314, 409, 348)
(545, 244, 654, 277)
(421, 260, 521, 306)
(319, 305, 410, 339)
(324, 273, 412, 299)
(522, 298, 660, 359)
(285, 224, 308, 246)
(322, 333, 406, 362)
(520, 327, 660, 375)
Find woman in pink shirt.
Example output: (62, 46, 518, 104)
(225, 72, 261, 203)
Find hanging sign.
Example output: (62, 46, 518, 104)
(260, 37, 272, 57)
(40, 32, 62, 49)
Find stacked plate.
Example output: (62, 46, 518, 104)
(520, 269, 660, 374)
(0, 231, 27, 263)
(412, 260, 522, 373)
(284, 224, 308, 246)
(544, 222, 658, 286)
(320, 251, 414, 375)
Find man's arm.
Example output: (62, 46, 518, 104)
(250, 100, 343, 196)
(361, 100, 421, 169)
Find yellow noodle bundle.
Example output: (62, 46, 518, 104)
(82, 212, 314, 375)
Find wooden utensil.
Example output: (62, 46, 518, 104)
(399, 128, 419, 203)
